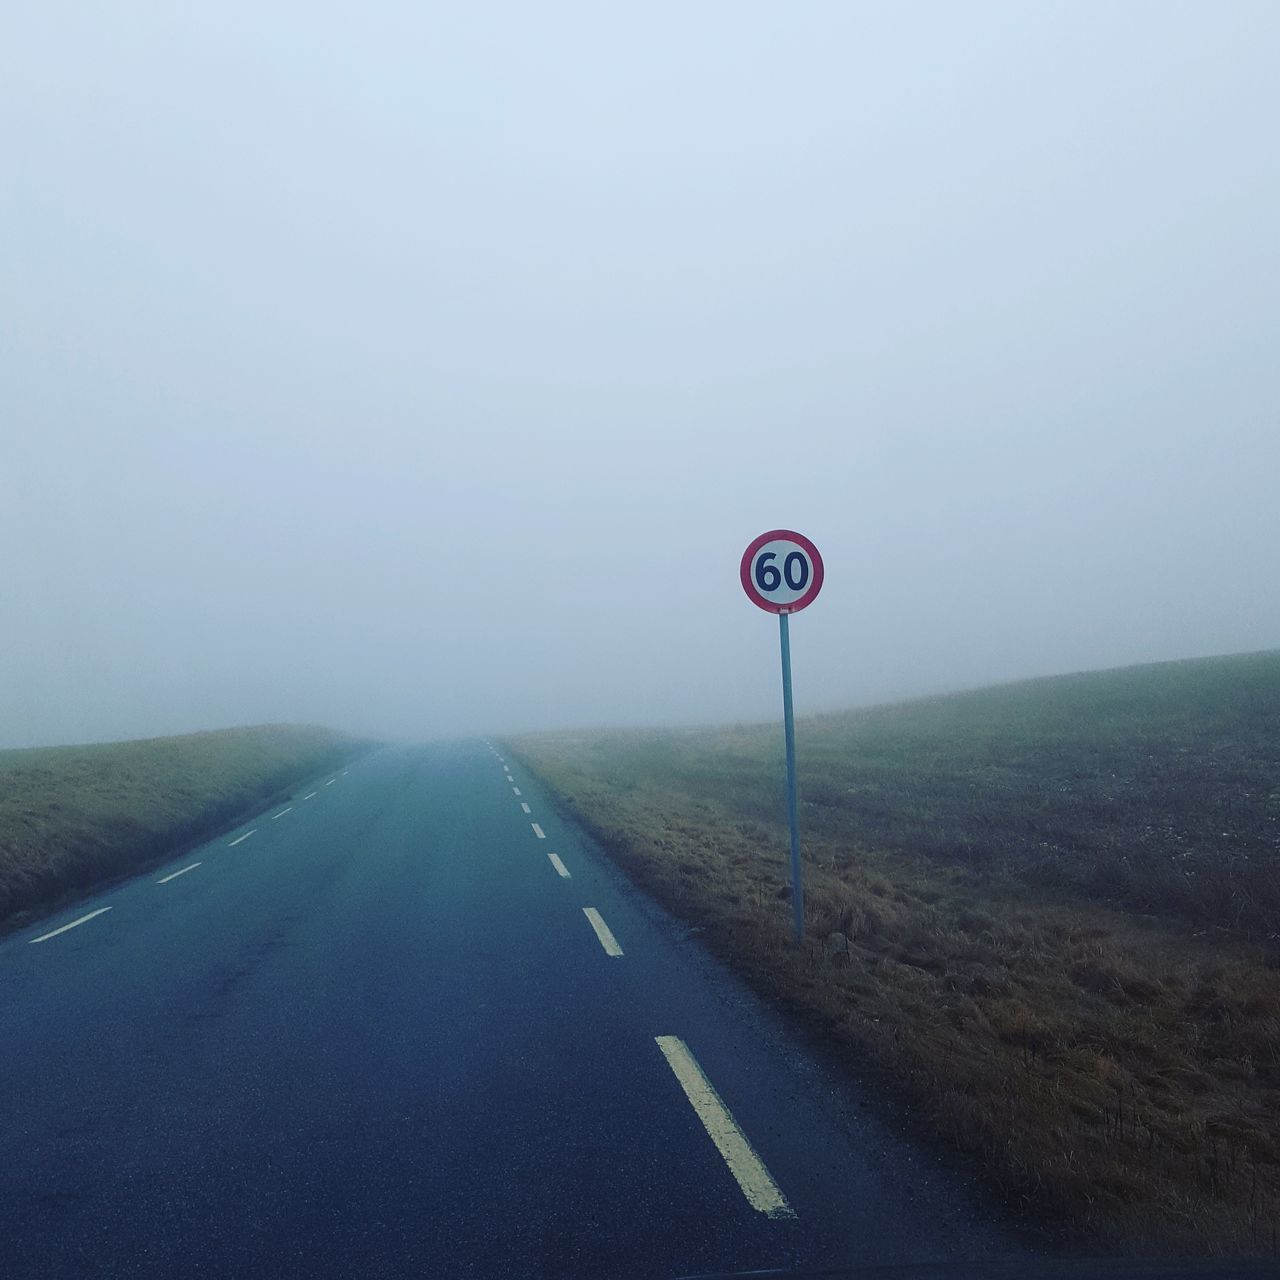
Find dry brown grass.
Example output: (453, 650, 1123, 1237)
(0, 724, 365, 929)
(511, 654, 1280, 1257)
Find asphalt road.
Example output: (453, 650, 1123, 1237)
(0, 742, 1021, 1279)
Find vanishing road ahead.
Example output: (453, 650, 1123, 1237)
(0, 743, 1018, 1279)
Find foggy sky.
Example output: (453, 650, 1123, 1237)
(3, 2, 1278, 749)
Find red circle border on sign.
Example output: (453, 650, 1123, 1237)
(739, 529, 825, 614)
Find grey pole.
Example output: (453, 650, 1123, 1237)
(778, 611, 805, 942)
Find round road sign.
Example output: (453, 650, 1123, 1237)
(740, 529, 824, 614)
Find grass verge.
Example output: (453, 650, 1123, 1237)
(511, 651, 1280, 1257)
(0, 724, 367, 930)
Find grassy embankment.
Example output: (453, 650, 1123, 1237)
(0, 725, 366, 930)
(512, 651, 1280, 1257)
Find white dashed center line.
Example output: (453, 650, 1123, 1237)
(582, 907, 623, 956)
(29, 907, 112, 944)
(531, 823, 546, 839)
(655, 1036, 795, 1219)
(228, 830, 256, 847)
(303, 791, 318, 800)
(520, 802, 532, 814)
(548, 852, 571, 878)
(157, 862, 202, 884)
(512, 787, 521, 796)
(272, 807, 293, 820)
(325, 779, 336, 786)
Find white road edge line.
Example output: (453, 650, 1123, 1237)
(157, 862, 202, 884)
(272, 807, 293, 820)
(582, 907, 623, 956)
(655, 1036, 796, 1219)
(228, 830, 256, 847)
(548, 852, 571, 878)
(520, 802, 532, 814)
(29, 907, 112, 945)
(531, 823, 546, 839)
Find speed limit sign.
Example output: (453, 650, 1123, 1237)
(739, 529, 824, 615)
(739, 527, 825, 944)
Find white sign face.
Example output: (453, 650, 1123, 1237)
(740, 529, 824, 615)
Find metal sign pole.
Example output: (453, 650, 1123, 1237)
(778, 612, 805, 942)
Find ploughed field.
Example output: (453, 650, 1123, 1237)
(512, 651, 1280, 1256)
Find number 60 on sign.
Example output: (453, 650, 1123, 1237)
(739, 530, 824, 615)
